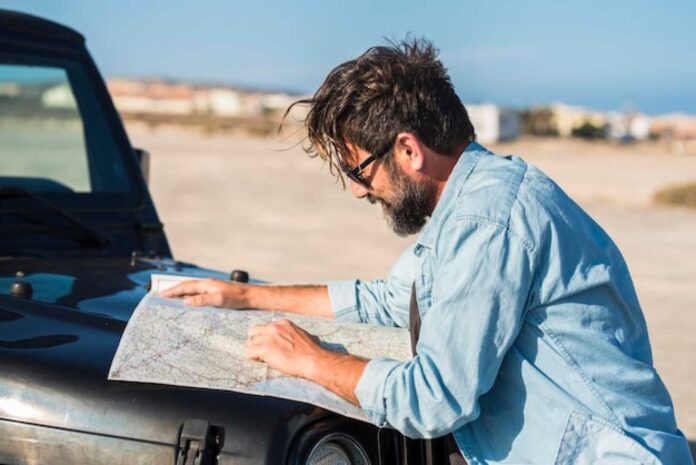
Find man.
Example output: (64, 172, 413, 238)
(162, 39, 692, 464)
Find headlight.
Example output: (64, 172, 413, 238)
(305, 433, 370, 465)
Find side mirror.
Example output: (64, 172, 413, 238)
(133, 148, 150, 185)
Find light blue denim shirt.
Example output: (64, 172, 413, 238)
(328, 142, 692, 465)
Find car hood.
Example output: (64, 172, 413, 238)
(0, 256, 224, 318)
(0, 257, 333, 463)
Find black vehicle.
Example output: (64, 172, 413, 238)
(0, 10, 449, 465)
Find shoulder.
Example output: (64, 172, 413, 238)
(454, 153, 528, 224)
(446, 151, 572, 256)
(449, 154, 531, 246)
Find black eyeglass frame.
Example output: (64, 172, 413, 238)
(340, 143, 394, 188)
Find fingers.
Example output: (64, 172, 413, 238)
(183, 293, 223, 307)
(245, 320, 311, 357)
(159, 279, 210, 298)
(245, 332, 265, 361)
(245, 320, 320, 379)
(247, 319, 295, 338)
(246, 321, 283, 349)
(245, 323, 286, 362)
(245, 324, 272, 361)
(247, 323, 267, 339)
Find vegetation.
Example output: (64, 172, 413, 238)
(571, 121, 606, 140)
(521, 108, 559, 136)
(654, 182, 696, 208)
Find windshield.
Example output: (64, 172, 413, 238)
(0, 53, 137, 207)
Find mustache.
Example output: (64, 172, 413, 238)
(366, 194, 391, 209)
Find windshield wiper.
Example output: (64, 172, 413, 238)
(0, 186, 111, 248)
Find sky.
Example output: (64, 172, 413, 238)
(2, 0, 695, 114)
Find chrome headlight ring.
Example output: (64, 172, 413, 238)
(304, 432, 371, 465)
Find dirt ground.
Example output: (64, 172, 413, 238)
(128, 127, 696, 439)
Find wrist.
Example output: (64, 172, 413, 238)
(239, 284, 258, 309)
(305, 350, 368, 405)
(305, 346, 336, 380)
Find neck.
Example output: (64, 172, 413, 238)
(431, 141, 469, 205)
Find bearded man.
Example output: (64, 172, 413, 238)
(162, 39, 692, 465)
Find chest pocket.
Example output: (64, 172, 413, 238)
(555, 410, 661, 465)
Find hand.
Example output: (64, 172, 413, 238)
(159, 279, 248, 308)
(246, 319, 325, 379)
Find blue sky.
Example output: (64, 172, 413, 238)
(2, 0, 695, 114)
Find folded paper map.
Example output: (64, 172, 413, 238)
(108, 274, 411, 421)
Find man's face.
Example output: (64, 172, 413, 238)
(346, 145, 438, 236)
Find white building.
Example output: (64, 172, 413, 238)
(41, 84, 77, 109)
(605, 112, 651, 141)
(206, 88, 243, 116)
(260, 93, 296, 112)
(465, 103, 520, 143)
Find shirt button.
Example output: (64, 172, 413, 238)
(414, 245, 424, 257)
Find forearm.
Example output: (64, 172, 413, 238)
(160, 279, 334, 316)
(244, 284, 333, 318)
(307, 351, 368, 405)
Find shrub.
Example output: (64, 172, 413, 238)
(571, 121, 606, 140)
(654, 182, 696, 208)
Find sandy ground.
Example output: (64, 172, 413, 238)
(128, 127, 696, 439)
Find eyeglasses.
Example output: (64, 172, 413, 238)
(340, 144, 393, 188)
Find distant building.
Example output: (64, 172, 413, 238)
(465, 103, 520, 143)
(206, 88, 243, 116)
(605, 112, 651, 141)
(550, 103, 606, 137)
(0, 83, 21, 97)
(651, 114, 696, 140)
(105, 78, 300, 118)
(107, 79, 195, 115)
(499, 108, 521, 141)
(260, 93, 296, 113)
(41, 84, 77, 109)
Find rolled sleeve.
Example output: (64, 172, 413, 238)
(327, 279, 362, 323)
(354, 357, 402, 426)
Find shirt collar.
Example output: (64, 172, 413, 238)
(415, 141, 491, 250)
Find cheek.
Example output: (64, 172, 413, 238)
(374, 174, 397, 198)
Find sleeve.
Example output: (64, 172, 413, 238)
(354, 219, 536, 438)
(326, 243, 418, 328)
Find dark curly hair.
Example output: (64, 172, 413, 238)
(284, 37, 475, 182)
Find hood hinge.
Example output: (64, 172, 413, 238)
(175, 419, 219, 465)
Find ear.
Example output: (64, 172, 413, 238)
(395, 132, 425, 172)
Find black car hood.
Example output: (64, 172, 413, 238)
(0, 257, 337, 463)
(0, 256, 199, 318)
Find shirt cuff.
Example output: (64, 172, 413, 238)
(354, 357, 401, 427)
(327, 279, 363, 323)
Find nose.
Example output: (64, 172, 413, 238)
(350, 180, 369, 198)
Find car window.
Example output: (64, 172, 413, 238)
(0, 64, 91, 192)
(0, 58, 134, 197)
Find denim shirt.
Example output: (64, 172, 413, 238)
(327, 142, 693, 465)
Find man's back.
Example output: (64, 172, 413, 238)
(454, 147, 688, 463)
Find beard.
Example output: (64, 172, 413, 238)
(366, 161, 438, 237)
